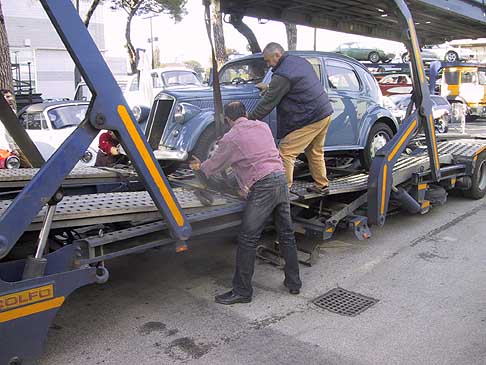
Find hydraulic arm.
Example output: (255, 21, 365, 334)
(367, 0, 441, 226)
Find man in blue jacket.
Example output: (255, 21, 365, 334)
(249, 43, 333, 194)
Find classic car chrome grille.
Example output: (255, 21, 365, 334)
(146, 97, 174, 149)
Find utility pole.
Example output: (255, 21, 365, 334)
(144, 15, 159, 69)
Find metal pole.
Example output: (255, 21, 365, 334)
(150, 17, 155, 69)
(313, 28, 317, 51)
(34, 204, 57, 259)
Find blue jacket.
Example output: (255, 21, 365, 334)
(273, 53, 333, 138)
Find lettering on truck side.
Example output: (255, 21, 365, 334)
(0, 284, 54, 312)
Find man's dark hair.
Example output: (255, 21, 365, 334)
(1, 89, 12, 95)
(263, 42, 285, 54)
(224, 101, 247, 121)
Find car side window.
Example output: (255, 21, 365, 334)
(20, 112, 45, 130)
(478, 71, 486, 85)
(325, 60, 361, 92)
(304, 57, 322, 81)
(152, 73, 163, 88)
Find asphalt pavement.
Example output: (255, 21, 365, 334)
(39, 122, 486, 365)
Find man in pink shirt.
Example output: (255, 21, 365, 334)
(190, 101, 302, 305)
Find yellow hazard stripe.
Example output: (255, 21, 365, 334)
(380, 164, 388, 215)
(0, 297, 64, 323)
(117, 105, 184, 226)
(418, 183, 427, 190)
(388, 119, 417, 162)
(408, 19, 425, 83)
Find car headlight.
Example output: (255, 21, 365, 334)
(5, 155, 20, 169)
(174, 104, 186, 123)
(81, 150, 93, 163)
(174, 103, 201, 124)
(131, 105, 150, 123)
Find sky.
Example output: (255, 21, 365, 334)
(103, 0, 406, 67)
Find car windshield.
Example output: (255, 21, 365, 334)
(161, 71, 201, 86)
(219, 58, 269, 85)
(47, 104, 88, 129)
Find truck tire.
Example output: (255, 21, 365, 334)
(192, 126, 217, 160)
(361, 122, 394, 169)
(464, 151, 486, 199)
(368, 51, 380, 63)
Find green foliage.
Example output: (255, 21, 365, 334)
(110, 0, 187, 21)
(184, 60, 204, 77)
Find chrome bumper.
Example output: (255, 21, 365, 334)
(153, 147, 188, 161)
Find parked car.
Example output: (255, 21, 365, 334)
(141, 51, 399, 169)
(124, 67, 202, 107)
(378, 73, 413, 96)
(17, 101, 99, 167)
(335, 42, 395, 63)
(386, 94, 451, 133)
(401, 44, 474, 63)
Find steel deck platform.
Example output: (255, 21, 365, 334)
(290, 139, 486, 200)
(0, 188, 231, 231)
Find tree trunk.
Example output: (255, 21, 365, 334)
(285, 23, 297, 51)
(229, 14, 261, 54)
(84, 0, 101, 26)
(126, 8, 139, 75)
(211, 0, 227, 67)
(0, 0, 13, 92)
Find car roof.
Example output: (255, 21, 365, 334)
(224, 50, 371, 73)
(20, 101, 89, 113)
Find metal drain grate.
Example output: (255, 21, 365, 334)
(312, 288, 378, 317)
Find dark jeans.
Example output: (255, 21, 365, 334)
(232, 171, 302, 297)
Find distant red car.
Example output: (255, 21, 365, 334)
(378, 74, 413, 96)
(0, 149, 20, 169)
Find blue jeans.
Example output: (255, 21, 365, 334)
(232, 172, 302, 297)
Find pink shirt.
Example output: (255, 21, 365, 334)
(201, 117, 284, 194)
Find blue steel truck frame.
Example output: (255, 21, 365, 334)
(1, 0, 486, 363)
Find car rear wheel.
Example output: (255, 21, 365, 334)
(368, 51, 380, 63)
(361, 122, 394, 169)
(445, 51, 458, 62)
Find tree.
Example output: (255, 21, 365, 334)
(84, 0, 103, 26)
(228, 14, 261, 54)
(285, 22, 297, 51)
(0, 0, 13, 93)
(184, 60, 204, 78)
(211, 0, 227, 67)
(111, 0, 187, 74)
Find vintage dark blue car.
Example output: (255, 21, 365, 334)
(141, 51, 399, 169)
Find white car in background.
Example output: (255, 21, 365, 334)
(422, 44, 475, 62)
(124, 67, 202, 108)
(17, 101, 99, 167)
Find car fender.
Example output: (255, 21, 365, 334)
(162, 110, 215, 152)
(357, 105, 398, 147)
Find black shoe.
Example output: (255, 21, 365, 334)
(306, 185, 329, 196)
(284, 282, 300, 295)
(215, 290, 252, 305)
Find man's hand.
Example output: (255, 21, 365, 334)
(110, 146, 119, 156)
(189, 156, 201, 170)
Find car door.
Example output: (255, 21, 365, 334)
(323, 58, 366, 149)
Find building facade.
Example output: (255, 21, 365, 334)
(4, 0, 126, 99)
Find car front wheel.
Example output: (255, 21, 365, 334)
(192, 126, 218, 161)
(361, 122, 394, 169)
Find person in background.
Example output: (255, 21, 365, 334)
(190, 101, 302, 305)
(94, 130, 129, 167)
(248, 42, 333, 194)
